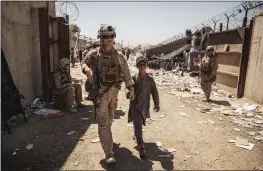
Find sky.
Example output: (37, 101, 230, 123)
(69, 1, 241, 47)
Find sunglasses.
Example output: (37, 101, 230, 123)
(138, 62, 147, 66)
(102, 35, 115, 39)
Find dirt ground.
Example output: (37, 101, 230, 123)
(1, 63, 263, 171)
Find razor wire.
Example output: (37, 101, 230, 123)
(153, 1, 263, 49)
(55, 1, 79, 24)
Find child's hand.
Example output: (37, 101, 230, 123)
(154, 105, 160, 112)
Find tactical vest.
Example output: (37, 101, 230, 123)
(94, 50, 121, 87)
(201, 55, 212, 72)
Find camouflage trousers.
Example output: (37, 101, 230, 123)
(96, 85, 119, 158)
(56, 84, 82, 107)
(201, 74, 213, 100)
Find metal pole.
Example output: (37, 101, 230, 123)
(242, 5, 248, 27)
(219, 23, 223, 32)
(224, 14, 230, 30)
(66, 14, 70, 60)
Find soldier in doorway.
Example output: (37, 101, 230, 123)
(53, 58, 85, 113)
(200, 46, 218, 102)
(81, 24, 135, 164)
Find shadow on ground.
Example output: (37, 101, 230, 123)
(114, 110, 126, 119)
(210, 99, 231, 106)
(99, 142, 174, 171)
(1, 104, 95, 171)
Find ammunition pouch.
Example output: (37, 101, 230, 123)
(101, 71, 119, 83)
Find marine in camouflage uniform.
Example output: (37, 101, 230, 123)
(53, 58, 85, 113)
(81, 24, 135, 164)
(200, 46, 218, 102)
(82, 43, 93, 60)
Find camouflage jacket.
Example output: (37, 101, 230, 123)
(53, 71, 72, 94)
(201, 55, 218, 76)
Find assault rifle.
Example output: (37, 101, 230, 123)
(92, 56, 101, 120)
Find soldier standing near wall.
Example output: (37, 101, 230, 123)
(81, 24, 135, 164)
(200, 46, 218, 102)
(82, 43, 92, 59)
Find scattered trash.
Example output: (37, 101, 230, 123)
(208, 119, 215, 125)
(26, 144, 33, 150)
(198, 120, 208, 124)
(73, 161, 79, 166)
(227, 139, 236, 143)
(142, 129, 145, 132)
(146, 118, 150, 122)
(163, 148, 176, 153)
(233, 128, 241, 132)
(253, 135, 263, 141)
(190, 87, 202, 94)
(33, 108, 63, 118)
(179, 112, 187, 116)
(236, 143, 255, 151)
(31, 98, 46, 109)
(155, 141, 162, 147)
(80, 118, 90, 120)
(235, 137, 249, 146)
(253, 120, 263, 124)
(126, 123, 133, 127)
(91, 138, 100, 143)
(246, 131, 256, 136)
(180, 105, 185, 108)
(67, 131, 76, 136)
(159, 115, 166, 118)
(12, 148, 20, 155)
(242, 103, 258, 114)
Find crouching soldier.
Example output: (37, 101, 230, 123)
(200, 46, 218, 102)
(53, 58, 85, 113)
(128, 56, 160, 159)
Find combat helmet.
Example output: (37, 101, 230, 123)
(206, 46, 214, 52)
(97, 24, 116, 39)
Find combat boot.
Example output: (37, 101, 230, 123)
(106, 153, 116, 164)
(67, 107, 77, 113)
(139, 145, 147, 159)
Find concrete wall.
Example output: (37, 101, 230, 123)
(1, 1, 56, 107)
(203, 29, 244, 95)
(146, 38, 186, 57)
(244, 14, 263, 104)
(70, 38, 87, 49)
